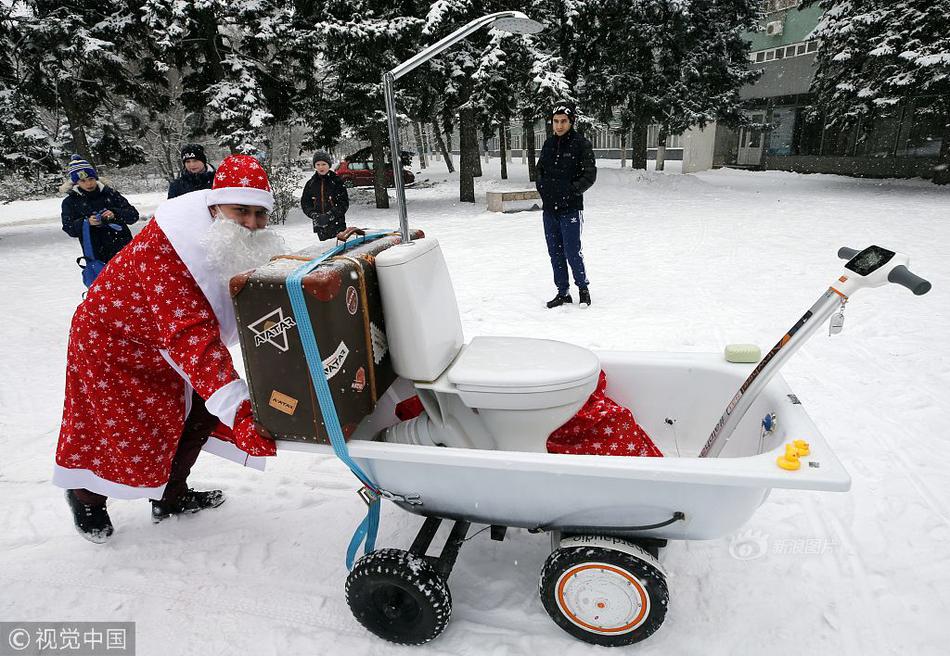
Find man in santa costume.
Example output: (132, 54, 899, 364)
(54, 154, 285, 543)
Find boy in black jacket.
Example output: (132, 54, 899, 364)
(301, 151, 349, 240)
(167, 144, 216, 198)
(536, 102, 597, 308)
(61, 155, 139, 264)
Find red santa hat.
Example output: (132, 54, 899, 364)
(206, 154, 274, 211)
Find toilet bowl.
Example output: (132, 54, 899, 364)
(376, 238, 599, 453)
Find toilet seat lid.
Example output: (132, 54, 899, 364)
(447, 336, 600, 393)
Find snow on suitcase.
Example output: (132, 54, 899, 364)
(229, 229, 423, 443)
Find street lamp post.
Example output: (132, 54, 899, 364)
(383, 11, 543, 242)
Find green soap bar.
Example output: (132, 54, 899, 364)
(724, 343, 761, 363)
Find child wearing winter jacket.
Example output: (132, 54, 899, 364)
(167, 143, 216, 198)
(61, 155, 139, 264)
(301, 150, 349, 240)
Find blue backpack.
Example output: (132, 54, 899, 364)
(76, 217, 109, 288)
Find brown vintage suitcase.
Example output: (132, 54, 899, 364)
(229, 228, 423, 443)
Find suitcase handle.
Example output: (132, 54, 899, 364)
(336, 227, 365, 243)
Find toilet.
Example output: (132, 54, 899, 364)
(375, 238, 600, 453)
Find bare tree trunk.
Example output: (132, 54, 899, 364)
(459, 107, 476, 203)
(369, 122, 390, 209)
(620, 130, 628, 168)
(521, 122, 527, 164)
(499, 124, 508, 180)
(426, 125, 439, 161)
(525, 117, 538, 182)
(413, 121, 427, 169)
(60, 93, 94, 166)
(472, 124, 483, 178)
(287, 122, 293, 169)
(156, 123, 178, 181)
(630, 121, 648, 170)
(505, 122, 513, 163)
(656, 126, 667, 172)
(431, 119, 454, 172)
(934, 105, 950, 185)
(443, 118, 453, 155)
(428, 125, 436, 162)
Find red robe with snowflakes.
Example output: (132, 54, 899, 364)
(546, 371, 663, 457)
(53, 190, 270, 500)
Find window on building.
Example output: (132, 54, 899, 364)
(796, 43, 807, 55)
(766, 50, 777, 61)
(900, 104, 945, 158)
(748, 129, 762, 149)
(768, 107, 797, 156)
(854, 112, 903, 158)
(796, 112, 824, 156)
(822, 124, 858, 157)
(807, 41, 818, 53)
(756, 51, 766, 63)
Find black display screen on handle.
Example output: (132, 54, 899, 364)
(844, 245, 896, 276)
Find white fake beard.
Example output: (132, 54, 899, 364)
(203, 217, 287, 284)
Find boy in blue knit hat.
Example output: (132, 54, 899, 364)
(61, 155, 140, 267)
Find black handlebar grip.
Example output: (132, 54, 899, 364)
(837, 247, 860, 260)
(888, 265, 932, 296)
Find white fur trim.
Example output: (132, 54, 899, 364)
(52, 464, 166, 500)
(154, 191, 239, 346)
(206, 186, 274, 211)
(201, 435, 267, 471)
(158, 349, 196, 419)
(206, 378, 250, 428)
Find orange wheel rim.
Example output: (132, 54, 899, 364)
(556, 563, 649, 634)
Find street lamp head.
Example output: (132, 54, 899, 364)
(490, 14, 544, 35)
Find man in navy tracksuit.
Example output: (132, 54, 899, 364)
(536, 102, 597, 308)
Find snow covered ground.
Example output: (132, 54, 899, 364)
(1, 158, 948, 655)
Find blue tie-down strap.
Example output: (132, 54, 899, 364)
(79, 220, 108, 288)
(285, 231, 391, 569)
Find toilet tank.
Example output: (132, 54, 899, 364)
(375, 238, 463, 382)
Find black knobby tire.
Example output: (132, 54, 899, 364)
(539, 544, 669, 647)
(346, 548, 452, 645)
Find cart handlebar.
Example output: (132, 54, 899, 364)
(888, 265, 932, 296)
(837, 246, 931, 296)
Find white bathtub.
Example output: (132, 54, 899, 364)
(276, 351, 851, 541)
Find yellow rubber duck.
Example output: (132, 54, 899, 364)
(777, 443, 801, 471)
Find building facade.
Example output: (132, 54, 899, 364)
(723, 0, 945, 179)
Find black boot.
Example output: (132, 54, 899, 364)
(546, 293, 573, 309)
(578, 288, 591, 307)
(151, 489, 226, 524)
(65, 490, 114, 544)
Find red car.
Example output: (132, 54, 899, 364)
(334, 159, 415, 188)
